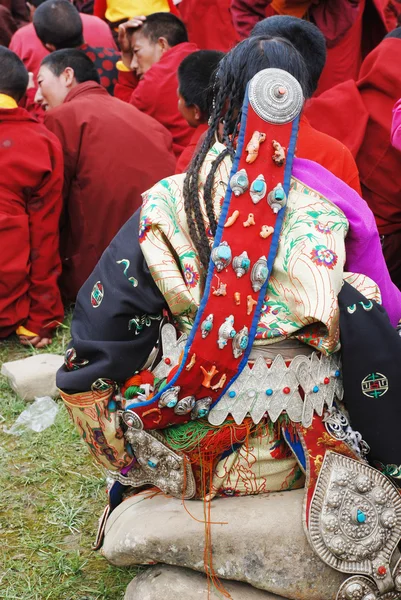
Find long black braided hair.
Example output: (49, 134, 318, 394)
(183, 35, 311, 270)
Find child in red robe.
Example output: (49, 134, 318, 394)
(0, 47, 64, 347)
(115, 12, 198, 158)
(176, 50, 224, 174)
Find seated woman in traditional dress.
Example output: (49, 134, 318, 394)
(57, 35, 401, 600)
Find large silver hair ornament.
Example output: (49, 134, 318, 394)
(248, 68, 304, 125)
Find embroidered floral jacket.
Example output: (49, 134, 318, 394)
(57, 143, 400, 393)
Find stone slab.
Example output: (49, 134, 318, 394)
(102, 489, 347, 600)
(1, 353, 64, 400)
(124, 565, 287, 600)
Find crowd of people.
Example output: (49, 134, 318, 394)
(2, 2, 401, 597)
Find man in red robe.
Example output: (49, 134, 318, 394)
(9, 0, 116, 79)
(178, 0, 238, 52)
(0, 47, 64, 347)
(33, 0, 120, 95)
(252, 16, 362, 193)
(35, 49, 176, 302)
(305, 30, 401, 288)
(230, 0, 387, 95)
(115, 12, 197, 158)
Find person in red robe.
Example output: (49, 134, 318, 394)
(249, 19, 362, 193)
(305, 30, 401, 289)
(176, 49, 224, 174)
(0, 0, 28, 46)
(33, 0, 120, 95)
(230, 0, 388, 95)
(0, 47, 64, 347)
(178, 0, 238, 52)
(115, 12, 197, 158)
(9, 0, 117, 80)
(35, 48, 176, 302)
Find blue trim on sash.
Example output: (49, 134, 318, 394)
(127, 92, 300, 412)
(283, 427, 306, 472)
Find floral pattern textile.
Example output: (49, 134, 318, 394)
(140, 144, 380, 354)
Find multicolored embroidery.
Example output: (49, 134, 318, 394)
(361, 372, 389, 398)
(116, 259, 138, 287)
(310, 245, 338, 269)
(64, 347, 89, 371)
(183, 263, 200, 288)
(128, 314, 162, 335)
(139, 215, 152, 242)
(91, 281, 104, 308)
(139, 144, 380, 354)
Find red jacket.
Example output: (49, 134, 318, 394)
(305, 38, 401, 235)
(0, 107, 64, 338)
(230, 0, 387, 95)
(114, 42, 198, 158)
(44, 81, 176, 302)
(179, 0, 238, 52)
(9, 14, 117, 79)
(175, 122, 209, 174)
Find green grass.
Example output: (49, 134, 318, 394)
(0, 314, 137, 599)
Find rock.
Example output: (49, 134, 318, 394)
(124, 565, 286, 600)
(1, 353, 64, 400)
(102, 489, 347, 600)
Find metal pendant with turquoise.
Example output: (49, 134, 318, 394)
(217, 315, 236, 349)
(229, 168, 249, 197)
(191, 396, 213, 420)
(232, 251, 250, 278)
(211, 241, 232, 272)
(158, 385, 180, 409)
(268, 182, 287, 213)
(201, 314, 214, 338)
(232, 326, 249, 359)
(250, 174, 267, 204)
(251, 256, 269, 292)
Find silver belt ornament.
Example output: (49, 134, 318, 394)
(208, 352, 343, 428)
(108, 410, 196, 500)
(310, 452, 401, 600)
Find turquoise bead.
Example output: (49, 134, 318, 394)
(237, 175, 247, 187)
(357, 509, 366, 523)
(108, 399, 117, 412)
(229, 391, 236, 398)
(266, 389, 273, 396)
(218, 246, 231, 260)
(167, 399, 178, 408)
(148, 459, 157, 469)
(241, 258, 251, 269)
(204, 321, 212, 331)
(240, 336, 249, 349)
(252, 180, 264, 193)
(313, 386, 319, 394)
(198, 409, 208, 417)
(275, 189, 285, 200)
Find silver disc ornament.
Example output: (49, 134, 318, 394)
(248, 68, 304, 125)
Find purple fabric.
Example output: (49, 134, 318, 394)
(292, 157, 401, 326)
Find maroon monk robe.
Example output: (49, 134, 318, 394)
(114, 42, 198, 158)
(230, 0, 387, 95)
(44, 81, 176, 302)
(0, 107, 64, 338)
(305, 37, 401, 288)
(179, 0, 238, 52)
